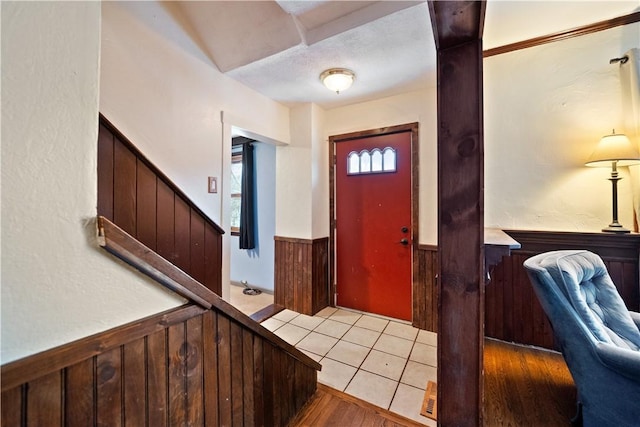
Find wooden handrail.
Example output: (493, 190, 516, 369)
(97, 216, 322, 372)
(98, 216, 215, 309)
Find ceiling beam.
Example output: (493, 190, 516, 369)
(427, 1, 486, 426)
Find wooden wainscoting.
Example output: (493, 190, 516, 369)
(98, 114, 223, 295)
(487, 230, 640, 349)
(274, 236, 329, 316)
(1, 304, 319, 426)
(414, 244, 439, 332)
(411, 232, 640, 349)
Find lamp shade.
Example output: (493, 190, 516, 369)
(320, 68, 355, 94)
(585, 131, 640, 167)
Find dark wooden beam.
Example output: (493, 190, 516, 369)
(428, 1, 485, 426)
(428, 1, 485, 50)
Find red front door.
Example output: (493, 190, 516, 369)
(335, 131, 412, 321)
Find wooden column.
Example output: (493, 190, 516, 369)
(428, 2, 486, 426)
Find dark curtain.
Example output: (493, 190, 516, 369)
(239, 143, 255, 249)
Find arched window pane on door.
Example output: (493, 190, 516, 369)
(371, 149, 383, 172)
(348, 152, 360, 174)
(360, 151, 371, 173)
(346, 147, 397, 175)
(383, 147, 396, 171)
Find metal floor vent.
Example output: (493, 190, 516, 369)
(421, 381, 437, 421)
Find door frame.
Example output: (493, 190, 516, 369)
(329, 122, 420, 322)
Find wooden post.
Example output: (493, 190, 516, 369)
(427, 2, 486, 425)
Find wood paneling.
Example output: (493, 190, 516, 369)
(414, 245, 439, 332)
(136, 160, 157, 251)
(65, 359, 94, 427)
(113, 138, 137, 237)
(97, 124, 114, 220)
(274, 236, 329, 315)
(486, 230, 640, 349)
(97, 114, 223, 295)
(2, 304, 319, 427)
(413, 231, 640, 350)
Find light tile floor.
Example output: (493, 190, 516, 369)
(228, 283, 274, 315)
(263, 307, 438, 426)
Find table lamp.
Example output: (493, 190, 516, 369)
(585, 130, 640, 233)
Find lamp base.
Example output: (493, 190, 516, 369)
(602, 223, 631, 233)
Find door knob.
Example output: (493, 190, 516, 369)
(400, 238, 409, 246)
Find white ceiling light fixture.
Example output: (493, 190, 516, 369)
(320, 68, 355, 94)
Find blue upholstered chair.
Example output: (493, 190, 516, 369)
(523, 250, 640, 427)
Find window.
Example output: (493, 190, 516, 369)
(230, 152, 242, 234)
(347, 147, 396, 175)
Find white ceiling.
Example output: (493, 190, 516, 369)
(171, 1, 639, 109)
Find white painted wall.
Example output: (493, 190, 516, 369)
(311, 104, 330, 239)
(324, 90, 439, 244)
(100, 2, 291, 300)
(484, 23, 640, 232)
(230, 142, 277, 292)
(275, 103, 329, 240)
(276, 104, 315, 239)
(1, 1, 184, 364)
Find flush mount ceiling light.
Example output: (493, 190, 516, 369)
(320, 68, 355, 94)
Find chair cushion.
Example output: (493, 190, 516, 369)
(550, 251, 640, 351)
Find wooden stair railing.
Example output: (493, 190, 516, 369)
(97, 215, 321, 371)
(1, 216, 321, 426)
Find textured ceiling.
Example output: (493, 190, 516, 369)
(171, 1, 638, 109)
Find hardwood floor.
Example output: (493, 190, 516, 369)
(289, 384, 427, 426)
(291, 339, 576, 426)
(483, 338, 577, 426)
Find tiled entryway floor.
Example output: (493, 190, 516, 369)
(261, 307, 438, 426)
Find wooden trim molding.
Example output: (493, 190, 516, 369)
(98, 216, 321, 372)
(274, 236, 316, 244)
(484, 11, 640, 58)
(504, 229, 640, 260)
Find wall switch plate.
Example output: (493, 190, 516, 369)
(208, 177, 217, 193)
